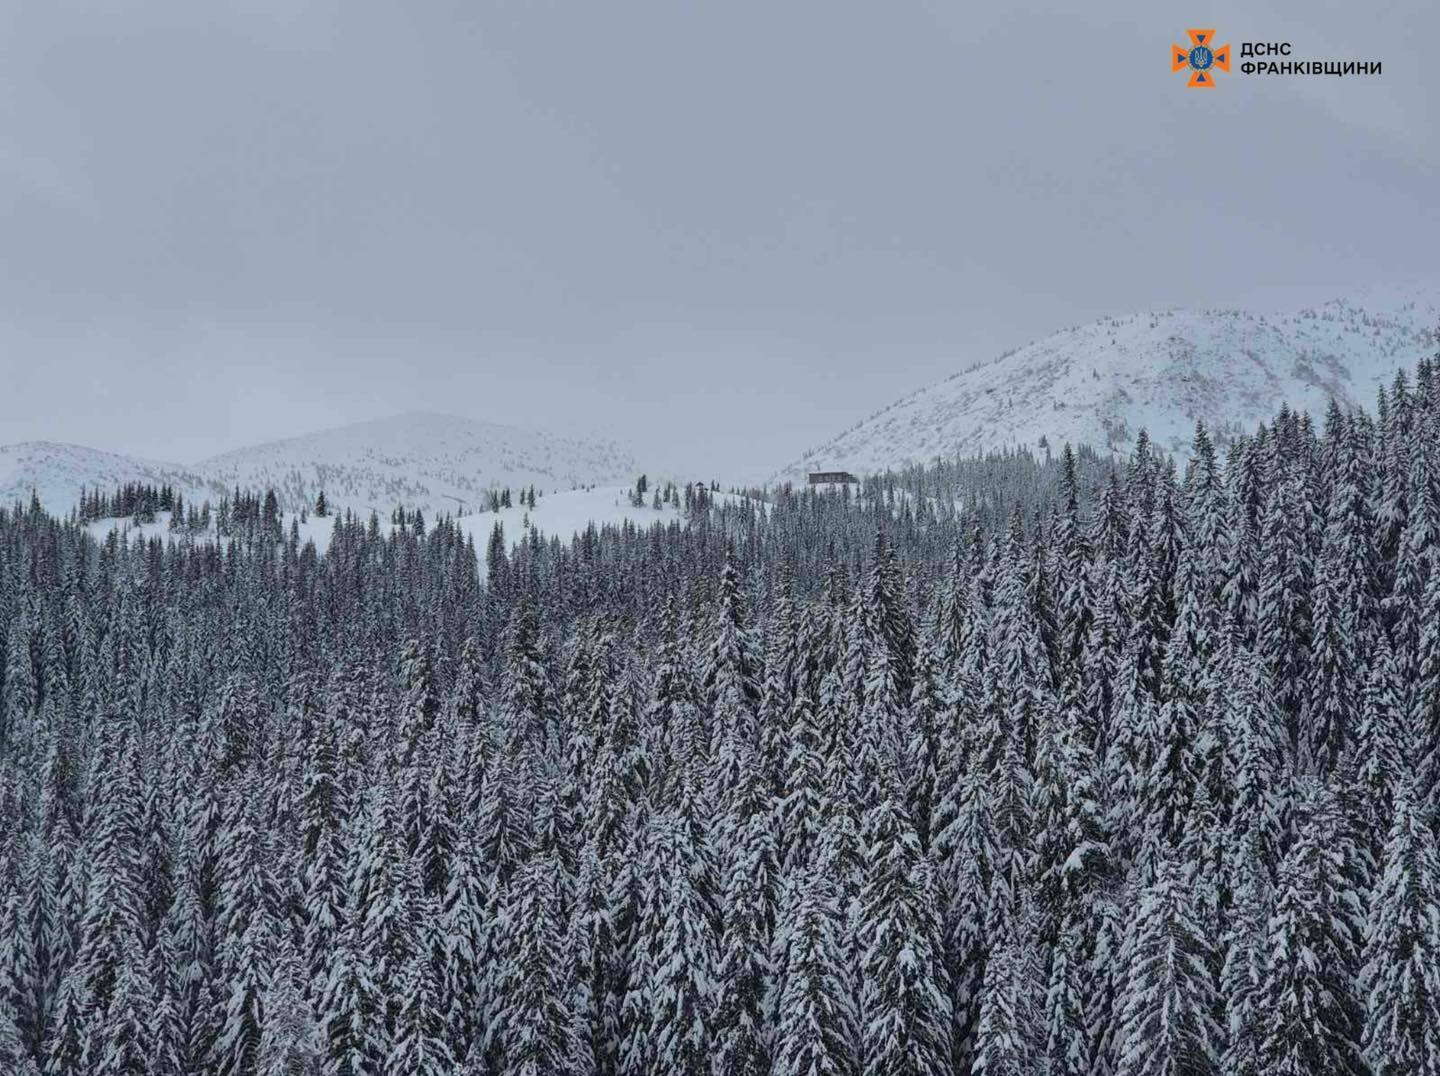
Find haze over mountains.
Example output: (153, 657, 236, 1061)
(777, 284, 1440, 482)
(6, 285, 1439, 516)
(1, 413, 637, 517)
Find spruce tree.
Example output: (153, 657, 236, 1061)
(856, 798, 951, 1076)
(711, 810, 776, 1076)
(1258, 782, 1366, 1076)
(773, 873, 858, 1076)
(972, 916, 1042, 1076)
(1358, 780, 1440, 1075)
(1114, 855, 1221, 1076)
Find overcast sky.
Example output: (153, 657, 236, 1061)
(1, 0, 1436, 480)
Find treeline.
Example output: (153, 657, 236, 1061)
(73, 483, 278, 539)
(76, 482, 181, 524)
(2, 357, 1440, 1074)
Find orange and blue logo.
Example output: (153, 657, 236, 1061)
(1171, 29, 1230, 87)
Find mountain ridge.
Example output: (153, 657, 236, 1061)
(1, 412, 638, 517)
(776, 284, 1440, 481)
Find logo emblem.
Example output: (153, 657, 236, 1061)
(1172, 29, 1230, 87)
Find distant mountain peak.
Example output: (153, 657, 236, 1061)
(2, 413, 638, 516)
(775, 286, 1440, 482)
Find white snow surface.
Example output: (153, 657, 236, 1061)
(84, 486, 735, 560)
(0, 442, 212, 516)
(3, 412, 638, 517)
(776, 284, 1440, 481)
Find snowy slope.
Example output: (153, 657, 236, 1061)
(2, 413, 638, 516)
(85, 486, 738, 563)
(777, 284, 1440, 480)
(193, 412, 637, 517)
(0, 442, 210, 515)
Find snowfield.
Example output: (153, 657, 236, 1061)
(83, 485, 739, 559)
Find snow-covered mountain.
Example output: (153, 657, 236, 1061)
(1, 412, 638, 516)
(777, 285, 1440, 481)
(0, 442, 211, 516)
(192, 412, 637, 516)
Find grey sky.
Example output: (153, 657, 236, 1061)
(1, 0, 1435, 481)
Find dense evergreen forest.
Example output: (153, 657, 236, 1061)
(4, 359, 1440, 1076)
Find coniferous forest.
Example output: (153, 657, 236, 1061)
(6, 361, 1440, 1076)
